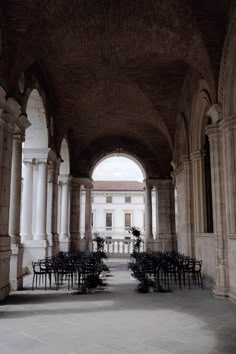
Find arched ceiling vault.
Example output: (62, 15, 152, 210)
(1, 0, 231, 177)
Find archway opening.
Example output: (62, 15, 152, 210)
(85, 154, 154, 254)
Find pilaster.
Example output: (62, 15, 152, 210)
(206, 121, 229, 296)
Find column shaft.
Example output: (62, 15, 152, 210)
(206, 124, 229, 296)
(35, 161, 48, 240)
(145, 182, 153, 242)
(21, 162, 33, 240)
(59, 177, 70, 240)
(84, 183, 92, 250)
(155, 179, 176, 252)
(70, 179, 81, 251)
(9, 133, 23, 243)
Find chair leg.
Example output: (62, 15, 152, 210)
(32, 273, 35, 291)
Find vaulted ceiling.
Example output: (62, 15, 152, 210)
(0, 0, 231, 177)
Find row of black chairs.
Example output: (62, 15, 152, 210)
(129, 251, 203, 291)
(32, 251, 106, 292)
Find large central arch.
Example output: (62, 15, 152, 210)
(90, 152, 146, 181)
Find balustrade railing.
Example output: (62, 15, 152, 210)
(92, 238, 144, 257)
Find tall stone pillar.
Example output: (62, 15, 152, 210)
(206, 122, 229, 296)
(155, 179, 176, 252)
(0, 108, 17, 299)
(21, 161, 33, 241)
(70, 178, 81, 251)
(221, 115, 236, 299)
(46, 154, 59, 256)
(9, 133, 24, 290)
(145, 179, 153, 251)
(35, 160, 48, 241)
(191, 150, 207, 234)
(59, 175, 71, 252)
(84, 182, 93, 251)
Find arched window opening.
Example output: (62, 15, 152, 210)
(204, 135, 213, 233)
(87, 154, 150, 251)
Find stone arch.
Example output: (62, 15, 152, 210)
(218, 5, 236, 118)
(90, 152, 146, 180)
(59, 137, 70, 175)
(190, 79, 212, 153)
(24, 88, 48, 149)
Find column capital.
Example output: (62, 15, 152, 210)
(71, 177, 82, 189)
(144, 178, 156, 188)
(153, 178, 173, 190)
(22, 148, 56, 164)
(13, 131, 25, 142)
(77, 177, 93, 188)
(58, 174, 71, 185)
(205, 123, 221, 139)
(220, 115, 236, 131)
(190, 150, 206, 161)
(207, 104, 222, 124)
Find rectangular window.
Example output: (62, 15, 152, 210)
(106, 213, 112, 230)
(106, 196, 112, 203)
(125, 196, 131, 203)
(125, 213, 131, 229)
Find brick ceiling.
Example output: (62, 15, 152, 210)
(0, 0, 231, 177)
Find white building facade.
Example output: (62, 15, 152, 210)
(80, 181, 157, 240)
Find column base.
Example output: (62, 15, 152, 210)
(22, 240, 49, 273)
(59, 240, 70, 253)
(0, 236, 11, 300)
(228, 287, 236, 301)
(213, 286, 229, 297)
(157, 234, 176, 252)
(79, 238, 93, 252)
(10, 243, 24, 291)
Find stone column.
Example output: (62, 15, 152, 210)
(0, 111, 15, 300)
(183, 156, 194, 256)
(21, 161, 33, 241)
(70, 178, 81, 251)
(84, 182, 93, 251)
(46, 154, 58, 256)
(221, 115, 236, 299)
(191, 150, 207, 234)
(155, 179, 176, 252)
(9, 133, 24, 290)
(206, 122, 229, 296)
(59, 175, 70, 251)
(34, 160, 48, 241)
(145, 179, 153, 251)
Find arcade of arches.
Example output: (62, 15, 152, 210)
(0, 1, 236, 301)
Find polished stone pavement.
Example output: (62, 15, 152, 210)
(0, 260, 236, 354)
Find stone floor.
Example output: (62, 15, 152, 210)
(0, 260, 236, 354)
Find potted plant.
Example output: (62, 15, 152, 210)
(129, 226, 143, 253)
